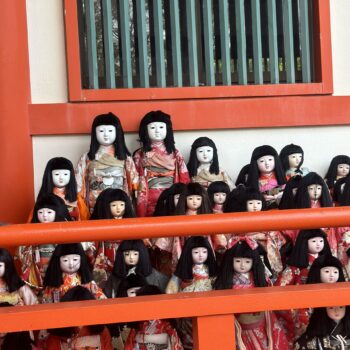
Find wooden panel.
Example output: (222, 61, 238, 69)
(235, 0, 247, 85)
(251, 0, 263, 84)
(186, 0, 199, 86)
(219, 0, 231, 85)
(299, 0, 311, 82)
(202, 0, 215, 86)
(282, 0, 295, 83)
(267, 0, 279, 83)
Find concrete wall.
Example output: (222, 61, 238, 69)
(27, 0, 350, 197)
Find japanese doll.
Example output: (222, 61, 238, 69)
(324, 155, 350, 195)
(279, 143, 309, 180)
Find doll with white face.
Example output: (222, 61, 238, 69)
(90, 188, 136, 286)
(42, 243, 106, 303)
(325, 155, 350, 193)
(133, 110, 190, 217)
(187, 137, 234, 190)
(38, 157, 89, 221)
(279, 144, 309, 180)
(247, 145, 286, 209)
(75, 113, 139, 213)
(0, 248, 38, 306)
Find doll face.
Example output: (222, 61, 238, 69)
(95, 125, 116, 146)
(186, 195, 202, 210)
(307, 184, 322, 200)
(233, 257, 253, 274)
(196, 146, 214, 165)
(288, 153, 303, 169)
(337, 164, 350, 177)
(213, 192, 227, 205)
(192, 247, 208, 264)
(147, 122, 167, 141)
(110, 200, 125, 218)
(320, 266, 339, 283)
(127, 287, 141, 297)
(37, 208, 56, 223)
(246, 200, 262, 212)
(326, 306, 346, 323)
(257, 155, 275, 174)
(123, 250, 139, 266)
(0, 262, 5, 278)
(52, 169, 71, 188)
(307, 237, 324, 254)
(59, 254, 81, 274)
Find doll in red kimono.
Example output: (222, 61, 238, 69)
(76, 112, 138, 213)
(38, 157, 89, 221)
(133, 110, 190, 217)
(187, 137, 234, 190)
(215, 238, 289, 350)
(17, 194, 72, 290)
(46, 286, 112, 350)
(279, 144, 309, 180)
(125, 285, 183, 350)
(166, 236, 217, 350)
(90, 188, 136, 287)
(246, 145, 286, 209)
(42, 243, 106, 303)
(324, 155, 350, 196)
(0, 248, 38, 306)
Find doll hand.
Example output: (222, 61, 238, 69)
(143, 238, 153, 248)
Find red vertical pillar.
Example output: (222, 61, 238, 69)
(0, 2, 34, 223)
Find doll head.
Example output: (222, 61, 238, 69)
(325, 155, 350, 189)
(0, 248, 24, 292)
(304, 306, 350, 338)
(175, 183, 212, 215)
(113, 240, 152, 278)
(31, 193, 72, 223)
(215, 239, 267, 289)
(117, 273, 148, 297)
(43, 243, 92, 288)
(90, 188, 135, 219)
(247, 145, 286, 189)
(153, 182, 187, 216)
(235, 164, 250, 187)
(38, 157, 77, 202)
(287, 229, 331, 268)
(174, 236, 217, 280)
(307, 254, 345, 284)
(294, 172, 333, 208)
(138, 110, 176, 154)
(187, 137, 219, 177)
(207, 181, 230, 207)
(279, 144, 304, 172)
(87, 112, 130, 161)
(278, 175, 303, 209)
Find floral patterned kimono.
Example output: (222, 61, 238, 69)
(42, 273, 106, 303)
(259, 172, 285, 209)
(338, 230, 350, 279)
(124, 319, 183, 350)
(0, 280, 38, 306)
(133, 142, 189, 217)
(233, 273, 290, 350)
(191, 166, 234, 190)
(76, 146, 138, 213)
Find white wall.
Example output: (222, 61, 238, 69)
(27, 0, 350, 197)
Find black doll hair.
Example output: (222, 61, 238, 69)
(31, 193, 72, 223)
(207, 181, 230, 207)
(43, 243, 93, 288)
(138, 110, 176, 154)
(175, 183, 213, 215)
(294, 172, 333, 209)
(339, 175, 350, 206)
(306, 254, 345, 284)
(48, 286, 105, 338)
(174, 236, 217, 280)
(223, 186, 243, 213)
(278, 175, 303, 210)
(2, 331, 33, 350)
(333, 176, 348, 204)
(89, 188, 135, 220)
(112, 240, 153, 278)
(246, 145, 286, 190)
(116, 273, 148, 298)
(279, 144, 304, 173)
(325, 155, 350, 189)
(0, 248, 24, 292)
(187, 137, 219, 177)
(215, 240, 267, 290)
(87, 112, 130, 161)
(37, 157, 77, 203)
(286, 229, 331, 268)
(153, 182, 187, 217)
(136, 285, 162, 296)
(303, 306, 350, 338)
(235, 164, 250, 187)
